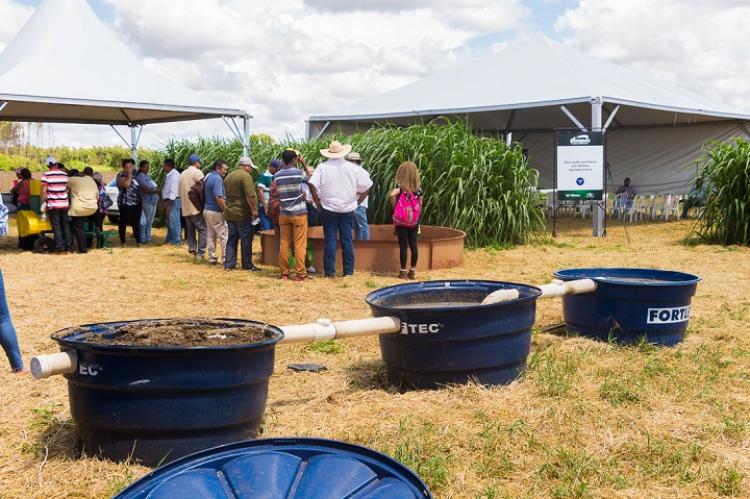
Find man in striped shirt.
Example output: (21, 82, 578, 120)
(41, 160, 72, 253)
(274, 149, 314, 280)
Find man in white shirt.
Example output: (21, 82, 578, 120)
(309, 141, 373, 277)
(161, 158, 182, 245)
(347, 151, 370, 241)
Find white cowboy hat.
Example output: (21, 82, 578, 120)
(320, 140, 352, 159)
(346, 151, 362, 162)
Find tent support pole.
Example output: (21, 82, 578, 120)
(223, 115, 251, 157)
(314, 121, 331, 140)
(602, 105, 620, 133)
(591, 97, 604, 238)
(560, 106, 588, 132)
(0, 101, 7, 113)
(130, 125, 143, 163)
(242, 114, 250, 157)
(110, 125, 142, 163)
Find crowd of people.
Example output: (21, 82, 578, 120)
(168, 140, 423, 280)
(9, 141, 425, 278)
(0, 140, 424, 373)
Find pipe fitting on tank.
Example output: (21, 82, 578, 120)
(31, 350, 77, 379)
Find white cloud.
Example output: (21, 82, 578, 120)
(556, 0, 750, 111)
(7, 0, 749, 151)
(0, 0, 32, 50)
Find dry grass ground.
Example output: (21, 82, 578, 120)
(0, 217, 748, 498)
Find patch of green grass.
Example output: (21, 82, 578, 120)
(719, 411, 747, 442)
(621, 433, 704, 484)
(107, 464, 137, 496)
(391, 417, 452, 492)
(305, 339, 344, 355)
(364, 279, 379, 289)
(474, 486, 510, 499)
(29, 404, 62, 431)
(528, 350, 579, 398)
(538, 447, 599, 498)
(530, 238, 573, 249)
(599, 377, 641, 405)
(643, 355, 671, 377)
(471, 422, 516, 479)
(711, 465, 745, 496)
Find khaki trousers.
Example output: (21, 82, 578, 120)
(279, 214, 308, 277)
(203, 209, 228, 263)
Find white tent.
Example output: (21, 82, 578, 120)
(308, 37, 750, 194)
(0, 0, 250, 156)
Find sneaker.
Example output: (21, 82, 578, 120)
(407, 270, 417, 280)
(398, 271, 408, 279)
(306, 266, 317, 274)
(247, 265, 262, 272)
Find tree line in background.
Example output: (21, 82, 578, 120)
(0, 122, 162, 172)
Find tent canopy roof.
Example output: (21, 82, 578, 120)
(309, 37, 750, 133)
(0, 0, 246, 125)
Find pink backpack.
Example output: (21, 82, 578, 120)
(393, 190, 421, 228)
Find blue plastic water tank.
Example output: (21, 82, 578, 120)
(52, 319, 283, 467)
(366, 280, 541, 389)
(115, 438, 432, 498)
(554, 268, 701, 346)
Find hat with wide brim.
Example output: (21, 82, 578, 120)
(320, 141, 352, 159)
(346, 151, 362, 162)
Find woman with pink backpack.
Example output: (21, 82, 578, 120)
(390, 161, 422, 280)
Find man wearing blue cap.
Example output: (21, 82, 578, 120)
(179, 153, 207, 259)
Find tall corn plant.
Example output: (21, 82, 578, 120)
(162, 122, 544, 246)
(696, 138, 750, 245)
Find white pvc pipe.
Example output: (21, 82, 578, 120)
(31, 351, 77, 379)
(280, 317, 401, 344)
(482, 278, 597, 304)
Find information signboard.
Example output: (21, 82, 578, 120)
(555, 130, 604, 201)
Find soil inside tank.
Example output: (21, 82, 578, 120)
(68, 319, 275, 347)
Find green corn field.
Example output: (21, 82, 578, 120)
(162, 122, 545, 246)
(696, 138, 750, 245)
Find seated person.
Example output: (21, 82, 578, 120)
(682, 178, 707, 218)
(615, 177, 636, 216)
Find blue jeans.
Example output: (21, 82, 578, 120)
(258, 205, 273, 231)
(225, 219, 255, 270)
(307, 203, 320, 227)
(0, 270, 23, 372)
(354, 205, 370, 241)
(321, 209, 355, 277)
(165, 199, 182, 244)
(140, 201, 157, 243)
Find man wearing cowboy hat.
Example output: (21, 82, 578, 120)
(346, 151, 370, 241)
(309, 141, 373, 278)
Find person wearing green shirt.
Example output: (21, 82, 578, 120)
(224, 157, 261, 271)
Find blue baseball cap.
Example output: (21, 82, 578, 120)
(270, 159, 282, 168)
(187, 153, 201, 165)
